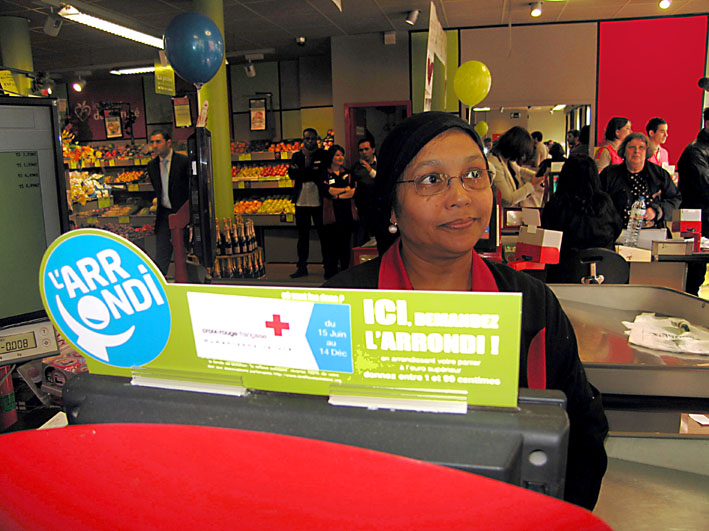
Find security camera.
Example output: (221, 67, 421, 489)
(295, 36, 306, 47)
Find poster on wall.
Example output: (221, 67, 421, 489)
(104, 111, 123, 138)
(424, 2, 447, 112)
(67, 77, 146, 142)
(249, 98, 267, 131)
(173, 96, 192, 128)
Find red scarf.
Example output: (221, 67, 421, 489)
(377, 239, 499, 292)
(377, 240, 547, 389)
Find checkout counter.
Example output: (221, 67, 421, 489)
(549, 284, 709, 434)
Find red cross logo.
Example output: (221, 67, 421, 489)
(265, 314, 290, 336)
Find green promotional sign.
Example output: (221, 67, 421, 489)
(40, 230, 522, 410)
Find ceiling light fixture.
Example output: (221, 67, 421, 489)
(473, 107, 491, 112)
(58, 5, 163, 48)
(109, 66, 156, 75)
(43, 8, 63, 37)
(530, 2, 543, 17)
(405, 10, 420, 26)
(71, 76, 86, 92)
(244, 62, 256, 78)
(552, 104, 566, 111)
(659, 0, 671, 9)
(295, 36, 307, 46)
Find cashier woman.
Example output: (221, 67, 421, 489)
(325, 112, 609, 510)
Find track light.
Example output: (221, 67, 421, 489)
(32, 72, 55, 96)
(43, 8, 63, 37)
(405, 10, 420, 26)
(58, 5, 163, 48)
(244, 62, 256, 78)
(530, 2, 542, 17)
(295, 36, 306, 46)
(659, 0, 671, 8)
(110, 66, 155, 75)
(72, 77, 86, 92)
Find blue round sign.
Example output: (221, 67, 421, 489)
(40, 229, 171, 368)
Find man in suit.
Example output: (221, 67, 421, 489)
(147, 129, 190, 275)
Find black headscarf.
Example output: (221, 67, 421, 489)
(373, 111, 487, 253)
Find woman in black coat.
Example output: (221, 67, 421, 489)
(542, 155, 623, 283)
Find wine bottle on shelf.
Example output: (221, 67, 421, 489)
(215, 219, 224, 256)
(223, 218, 233, 255)
(258, 248, 266, 277)
(230, 218, 239, 255)
(213, 258, 222, 279)
(237, 221, 247, 254)
(234, 256, 244, 278)
(186, 226, 195, 257)
(247, 220, 256, 252)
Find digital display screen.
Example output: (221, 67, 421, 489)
(0, 331, 37, 354)
(0, 150, 46, 321)
(0, 99, 68, 328)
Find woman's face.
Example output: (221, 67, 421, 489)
(616, 121, 632, 141)
(332, 150, 345, 167)
(392, 129, 493, 261)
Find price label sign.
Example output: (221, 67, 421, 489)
(98, 197, 111, 209)
(119, 216, 130, 224)
(127, 184, 139, 192)
(39, 230, 522, 410)
(239, 154, 252, 162)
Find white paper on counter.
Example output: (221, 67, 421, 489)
(622, 312, 709, 355)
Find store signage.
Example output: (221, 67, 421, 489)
(39, 230, 522, 409)
(154, 59, 176, 96)
(40, 230, 171, 368)
(0, 70, 20, 96)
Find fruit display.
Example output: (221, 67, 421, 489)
(233, 198, 262, 214)
(105, 170, 146, 183)
(80, 223, 154, 244)
(63, 141, 149, 166)
(100, 204, 139, 216)
(69, 171, 110, 204)
(230, 139, 303, 155)
(257, 195, 295, 214)
(232, 163, 289, 180)
(321, 129, 335, 150)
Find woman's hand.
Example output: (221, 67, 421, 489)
(339, 186, 355, 199)
(531, 173, 546, 187)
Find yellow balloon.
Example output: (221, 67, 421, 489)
(475, 121, 488, 138)
(454, 61, 492, 107)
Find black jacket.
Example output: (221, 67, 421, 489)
(288, 149, 328, 202)
(147, 150, 190, 226)
(677, 128, 709, 237)
(325, 257, 609, 510)
(599, 161, 681, 227)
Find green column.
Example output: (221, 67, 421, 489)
(193, 0, 232, 220)
(0, 16, 33, 95)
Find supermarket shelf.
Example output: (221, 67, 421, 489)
(232, 151, 295, 162)
(243, 213, 295, 226)
(109, 182, 154, 192)
(233, 179, 293, 190)
(65, 158, 151, 169)
(73, 214, 155, 228)
(71, 197, 113, 213)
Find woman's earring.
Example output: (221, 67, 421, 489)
(388, 222, 398, 234)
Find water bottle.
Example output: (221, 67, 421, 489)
(623, 196, 646, 247)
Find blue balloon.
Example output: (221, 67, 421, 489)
(163, 12, 224, 86)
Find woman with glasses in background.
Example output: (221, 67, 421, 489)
(324, 111, 608, 511)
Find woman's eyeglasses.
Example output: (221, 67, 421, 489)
(396, 169, 490, 196)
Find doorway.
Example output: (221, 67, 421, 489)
(344, 102, 411, 167)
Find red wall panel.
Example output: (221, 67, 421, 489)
(597, 16, 708, 165)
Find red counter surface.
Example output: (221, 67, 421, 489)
(0, 423, 609, 530)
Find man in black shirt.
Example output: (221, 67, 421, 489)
(288, 128, 328, 278)
(352, 138, 377, 246)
